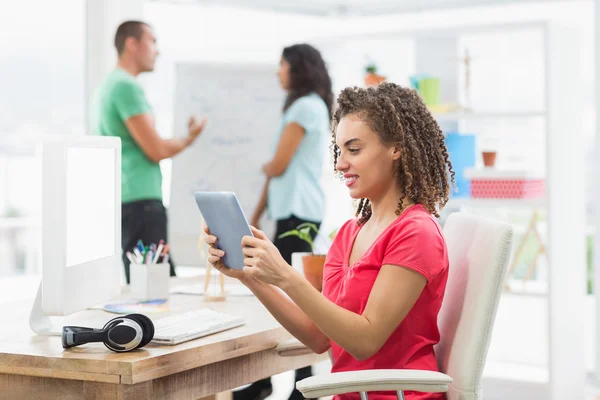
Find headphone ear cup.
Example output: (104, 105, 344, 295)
(100, 317, 136, 352)
(124, 314, 154, 348)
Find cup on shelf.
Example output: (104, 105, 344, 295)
(418, 77, 441, 106)
(130, 263, 170, 301)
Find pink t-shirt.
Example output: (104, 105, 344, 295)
(322, 205, 449, 400)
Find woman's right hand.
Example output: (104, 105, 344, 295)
(203, 225, 245, 280)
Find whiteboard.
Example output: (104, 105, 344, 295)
(169, 63, 284, 266)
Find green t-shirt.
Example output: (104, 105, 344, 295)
(91, 68, 162, 203)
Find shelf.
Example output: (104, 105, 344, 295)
(446, 197, 546, 209)
(432, 110, 546, 121)
(0, 217, 40, 229)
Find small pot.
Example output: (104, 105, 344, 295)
(482, 151, 497, 167)
(302, 254, 327, 292)
(364, 73, 386, 87)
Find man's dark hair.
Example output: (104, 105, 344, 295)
(114, 21, 149, 55)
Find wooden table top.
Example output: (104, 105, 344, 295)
(0, 277, 297, 385)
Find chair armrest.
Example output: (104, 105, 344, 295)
(296, 369, 452, 398)
(275, 338, 314, 357)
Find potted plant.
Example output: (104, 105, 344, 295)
(278, 223, 337, 292)
(482, 150, 497, 167)
(364, 63, 386, 87)
(480, 137, 498, 168)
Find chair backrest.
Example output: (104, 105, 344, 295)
(435, 212, 513, 400)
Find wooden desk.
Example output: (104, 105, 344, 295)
(0, 277, 324, 400)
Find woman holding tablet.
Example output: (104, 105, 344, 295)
(206, 83, 455, 400)
(244, 43, 333, 400)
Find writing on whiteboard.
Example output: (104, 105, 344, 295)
(169, 63, 284, 246)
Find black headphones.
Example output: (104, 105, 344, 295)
(62, 313, 155, 353)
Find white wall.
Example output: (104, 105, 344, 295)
(0, 0, 85, 220)
(0, 0, 85, 139)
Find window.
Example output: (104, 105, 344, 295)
(0, 0, 85, 276)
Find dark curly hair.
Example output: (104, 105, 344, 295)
(282, 44, 333, 119)
(331, 83, 455, 224)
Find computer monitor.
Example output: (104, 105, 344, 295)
(29, 135, 122, 335)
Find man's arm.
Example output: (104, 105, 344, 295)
(125, 114, 206, 163)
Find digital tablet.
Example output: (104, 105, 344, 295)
(194, 191, 253, 271)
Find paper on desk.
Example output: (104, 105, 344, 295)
(170, 283, 254, 297)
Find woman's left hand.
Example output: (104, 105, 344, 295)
(242, 226, 293, 287)
(261, 163, 271, 176)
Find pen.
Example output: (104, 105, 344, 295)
(153, 243, 164, 263)
(161, 244, 169, 263)
(133, 247, 143, 262)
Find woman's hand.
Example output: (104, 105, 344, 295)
(241, 226, 294, 288)
(203, 225, 245, 280)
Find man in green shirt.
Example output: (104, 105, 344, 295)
(93, 20, 206, 283)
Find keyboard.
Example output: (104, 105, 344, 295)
(151, 309, 245, 345)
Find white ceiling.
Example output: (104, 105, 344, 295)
(157, 0, 577, 16)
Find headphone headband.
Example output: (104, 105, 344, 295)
(62, 314, 154, 353)
(62, 326, 108, 349)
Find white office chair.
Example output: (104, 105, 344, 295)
(276, 212, 513, 400)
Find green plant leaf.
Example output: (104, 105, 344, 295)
(296, 222, 320, 235)
(277, 229, 300, 239)
(365, 64, 377, 74)
(328, 228, 338, 241)
(299, 226, 312, 236)
(277, 223, 316, 251)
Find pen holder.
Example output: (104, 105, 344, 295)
(130, 263, 170, 301)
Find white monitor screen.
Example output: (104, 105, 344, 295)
(65, 147, 116, 267)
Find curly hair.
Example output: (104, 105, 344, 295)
(331, 82, 455, 224)
(282, 44, 333, 119)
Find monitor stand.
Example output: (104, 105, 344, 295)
(29, 281, 62, 336)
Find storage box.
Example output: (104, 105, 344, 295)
(465, 168, 545, 199)
(445, 132, 476, 198)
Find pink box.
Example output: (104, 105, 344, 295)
(465, 168, 545, 199)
